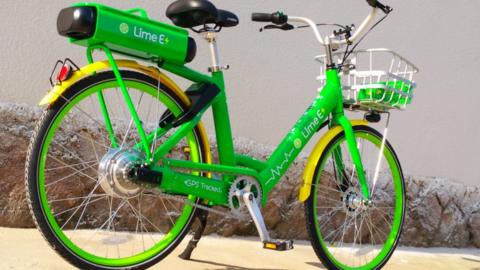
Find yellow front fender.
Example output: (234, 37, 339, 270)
(39, 59, 190, 106)
(298, 120, 368, 202)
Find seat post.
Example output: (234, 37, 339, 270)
(204, 31, 227, 73)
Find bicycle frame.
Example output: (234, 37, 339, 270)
(84, 43, 370, 207)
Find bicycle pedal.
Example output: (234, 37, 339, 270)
(263, 240, 294, 251)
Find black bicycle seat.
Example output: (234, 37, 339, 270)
(166, 0, 238, 29)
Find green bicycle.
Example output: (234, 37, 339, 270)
(25, 0, 418, 269)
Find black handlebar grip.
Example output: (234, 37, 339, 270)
(252, 12, 288, 25)
(252, 13, 273, 22)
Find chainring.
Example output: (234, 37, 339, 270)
(228, 176, 262, 218)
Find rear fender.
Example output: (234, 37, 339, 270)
(39, 59, 189, 106)
(39, 59, 211, 165)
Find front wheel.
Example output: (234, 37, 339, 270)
(305, 125, 405, 270)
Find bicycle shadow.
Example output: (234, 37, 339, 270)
(305, 262, 327, 269)
(188, 258, 287, 270)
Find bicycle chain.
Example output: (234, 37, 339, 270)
(150, 190, 250, 221)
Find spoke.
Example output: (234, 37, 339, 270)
(138, 194, 146, 252)
(310, 183, 343, 193)
(363, 210, 377, 251)
(372, 210, 393, 238)
(316, 206, 344, 210)
(121, 90, 145, 148)
(128, 198, 161, 249)
(53, 196, 105, 218)
(316, 208, 343, 230)
(88, 199, 128, 247)
(351, 212, 360, 266)
(58, 94, 111, 143)
(45, 159, 98, 172)
(336, 211, 350, 257)
(323, 214, 354, 242)
(61, 183, 100, 230)
(365, 211, 389, 240)
(50, 194, 106, 203)
(315, 190, 343, 205)
(163, 196, 182, 214)
(45, 161, 99, 187)
(329, 214, 353, 245)
(49, 141, 100, 175)
(75, 130, 113, 152)
(126, 200, 163, 233)
(71, 187, 99, 235)
(60, 181, 103, 229)
(159, 198, 175, 226)
(126, 200, 156, 248)
(47, 154, 99, 184)
(88, 133, 101, 162)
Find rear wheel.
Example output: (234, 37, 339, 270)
(305, 125, 405, 270)
(25, 70, 209, 270)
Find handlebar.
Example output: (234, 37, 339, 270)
(251, 0, 392, 46)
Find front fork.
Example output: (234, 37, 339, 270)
(335, 115, 371, 200)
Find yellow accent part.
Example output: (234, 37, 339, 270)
(265, 243, 277, 249)
(298, 120, 368, 202)
(39, 59, 212, 167)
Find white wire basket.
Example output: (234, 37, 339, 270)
(316, 48, 419, 111)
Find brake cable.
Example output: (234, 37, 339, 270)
(341, 12, 390, 65)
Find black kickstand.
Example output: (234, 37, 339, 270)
(178, 209, 209, 260)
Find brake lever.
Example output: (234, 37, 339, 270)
(366, 0, 393, 14)
(259, 23, 295, 32)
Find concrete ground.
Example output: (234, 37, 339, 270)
(0, 228, 479, 270)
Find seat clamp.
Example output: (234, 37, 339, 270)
(208, 64, 230, 73)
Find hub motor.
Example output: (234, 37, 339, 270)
(98, 148, 145, 198)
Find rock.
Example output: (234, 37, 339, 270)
(0, 101, 479, 247)
(469, 212, 480, 248)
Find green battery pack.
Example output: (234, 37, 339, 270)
(57, 3, 196, 65)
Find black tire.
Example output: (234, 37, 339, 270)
(25, 70, 209, 270)
(305, 125, 406, 270)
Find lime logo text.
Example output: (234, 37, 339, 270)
(133, 26, 169, 45)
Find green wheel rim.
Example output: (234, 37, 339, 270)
(312, 130, 404, 270)
(38, 79, 200, 267)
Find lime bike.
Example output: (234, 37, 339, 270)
(25, 0, 418, 269)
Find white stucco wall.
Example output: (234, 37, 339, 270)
(0, 0, 478, 186)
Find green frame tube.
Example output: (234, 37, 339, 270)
(87, 45, 152, 160)
(88, 44, 370, 205)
